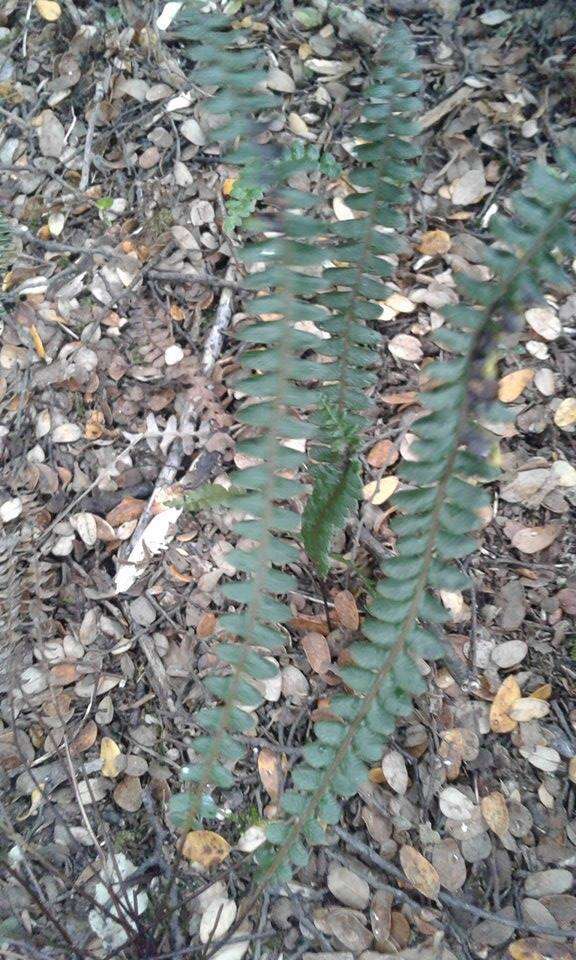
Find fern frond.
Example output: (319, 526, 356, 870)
(256, 151, 576, 883)
(301, 25, 421, 576)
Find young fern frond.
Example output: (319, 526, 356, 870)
(302, 25, 421, 575)
(255, 152, 576, 883)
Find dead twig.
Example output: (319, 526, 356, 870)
(79, 73, 110, 191)
(202, 265, 236, 375)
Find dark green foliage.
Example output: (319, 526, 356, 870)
(259, 151, 576, 883)
(171, 3, 576, 883)
(302, 404, 362, 577)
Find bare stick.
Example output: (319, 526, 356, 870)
(202, 265, 236, 375)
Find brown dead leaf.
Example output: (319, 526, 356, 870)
(366, 439, 398, 469)
(388, 334, 423, 362)
(400, 846, 440, 900)
(257, 748, 283, 801)
(481, 792, 509, 836)
(531, 683, 552, 701)
(182, 830, 231, 869)
(113, 776, 143, 812)
(50, 663, 79, 686)
(100, 737, 122, 778)
(106, 497, 147, 527)
(69, 721, 98, 756)
(511, 524, 562, 554)
(289, 613, 329, 635)
(418, 229, 451, 256)
(509, 939, 572, 960)
(197, 612, 217, 638)
(498, 369, 534, 403)
(302, 632, 331, 674)
(333, 590, 360, 631)
(490, 676, 521, 733)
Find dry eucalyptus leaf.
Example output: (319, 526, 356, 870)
(490, 676, 521, 733)
(498, 369, 534, 402)
(381, 750, 408, 794)
(182, 831, 231, 868)
(399, 845, 440, 900)
(327, 865, 370, 910)
(512, 524, 562, 554)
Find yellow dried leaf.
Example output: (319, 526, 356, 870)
(418, 229, 451, 256)
(182, 830, 231, 868)
(222, 177, 236, 197)
(257, 748, 283, 801)
(35, 0, 62, 20)
(531, 683, 552, 701)
(481, 791, 509, 836)
(554, 397, 576, 429)
(362, 476, 399, 505)
(399, 845, 440, 900)
(490, 676, 521, 733)
(29, 325, 47, 361)
(100, 737, 122, 778)
(17, 785, 45, 820)
(498, 368, 534, 403)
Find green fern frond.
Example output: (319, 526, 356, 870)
(256, 151, 576, 884)
(301, 25, 421, 577)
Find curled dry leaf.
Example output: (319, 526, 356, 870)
(481, 792, 509, 836)
(182, 831, 231, 869)
(511, 524, 562, 554)
(490, 676, 521, 733)
(399, 845, 440, 900)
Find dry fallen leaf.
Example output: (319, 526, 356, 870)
(302, 632, 331, 674)
(438, 786, 475, 821)
(518, 745, 561, 773)
(36, 0, 62, 20)
(491, 640, 528, 669)
(554, 398, 576, 430)
(100, 737, 122, 778)
(366, 439, 398, 468)
(418, 229, 451, 256)
(400, 845, 440, 900)
(498, 368, 534, 402)
(525, 306, 561, 341)
(450, 168, 487, 205)
(509, 939, 572, 960)
(481, 792, 509, 836)
(508, 698, 550, 722)
(199, 898, 237, 945)
(333, 590, 360, 631)
(327, 865, 370, 909)
(113, 776, 143, 812)
(388, 333, 423, 362)
(511, 524, 562, 554)
(490, 676, 521, 733)
(363, 476, 399, 505)
(381, 749, 408, 794)
(182, 831, 231, 869)
(257, 748, 283, 801)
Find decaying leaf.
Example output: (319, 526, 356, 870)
(333, 590, 360, 631)
(257, 748, 283, 801)
(100, 737, 122, 778)
(381, 750, 408, 794)
(498, 368, 534, 402)
(490, 676, 521, 733)
(481, 792, 509, 836)
(302, 632, 331, 674)
(182, 831, 231, 868)
(511, 524, 562, 554)
(399, 845, 440, 899)
(418, 229, 451, 255)
(363, 476, 399, 505)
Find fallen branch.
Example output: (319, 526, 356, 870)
(201, 265, 236, 375)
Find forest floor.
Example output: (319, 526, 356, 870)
(0, 1, 575, 959)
